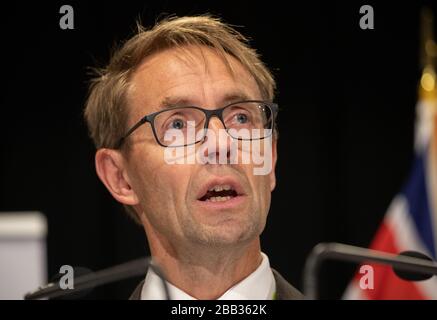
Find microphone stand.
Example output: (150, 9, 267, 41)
(24, 257, 170, 300)
(303, 242, 437, 300)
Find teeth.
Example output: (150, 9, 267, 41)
(206, 196, 232, 202)
(208, 184, 232, 192)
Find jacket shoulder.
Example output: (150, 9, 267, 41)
(272, 268, 304, 300)
(129, 280, 144, 300)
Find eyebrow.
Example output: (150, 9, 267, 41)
(159, 91, 253, 109)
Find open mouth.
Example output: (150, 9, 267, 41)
(198, 184, 240, 202)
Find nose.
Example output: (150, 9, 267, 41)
(207, 116, 225, 132)
(202, 116, 231, 164)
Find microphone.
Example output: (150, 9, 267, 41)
(303, 242, 437, 300)
(394, 251, 434, 281)
(24, 257, 170, 300)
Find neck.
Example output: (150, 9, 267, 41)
(145, 227, 262, 299)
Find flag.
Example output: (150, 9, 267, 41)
(342, 66, 437, 299)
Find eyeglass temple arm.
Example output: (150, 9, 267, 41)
(115, 116, 149, 149)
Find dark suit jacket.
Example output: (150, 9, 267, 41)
(129, 268, 303, 300)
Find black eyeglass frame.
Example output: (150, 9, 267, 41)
(116, 100, 278, 149)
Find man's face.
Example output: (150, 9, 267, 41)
(124, 45, 277, 249)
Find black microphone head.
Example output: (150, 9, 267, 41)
(393, 251, 434, 281)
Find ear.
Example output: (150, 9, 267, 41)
(95, 148, 139, 206)
(269, 139, 278, 191)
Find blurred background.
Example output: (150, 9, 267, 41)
(1, 0, 436, 299)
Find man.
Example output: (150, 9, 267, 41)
(84, 15, 302, 300)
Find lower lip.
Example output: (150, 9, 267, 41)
(196, 195, 246, 210)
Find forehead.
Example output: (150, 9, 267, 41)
(127, 45, 261, 118)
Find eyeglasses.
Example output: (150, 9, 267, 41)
(116, 100, 278, 148)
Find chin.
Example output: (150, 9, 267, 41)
(191, 219, 262, 247)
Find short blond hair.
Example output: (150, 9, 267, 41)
(84, 15, 275, 149)
(84, 15, 276, 222)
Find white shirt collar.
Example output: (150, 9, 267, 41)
(140, 252, 276, 300)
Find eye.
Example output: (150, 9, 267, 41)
(169, 118, 185, 130)
(235, 113, 249, 124)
